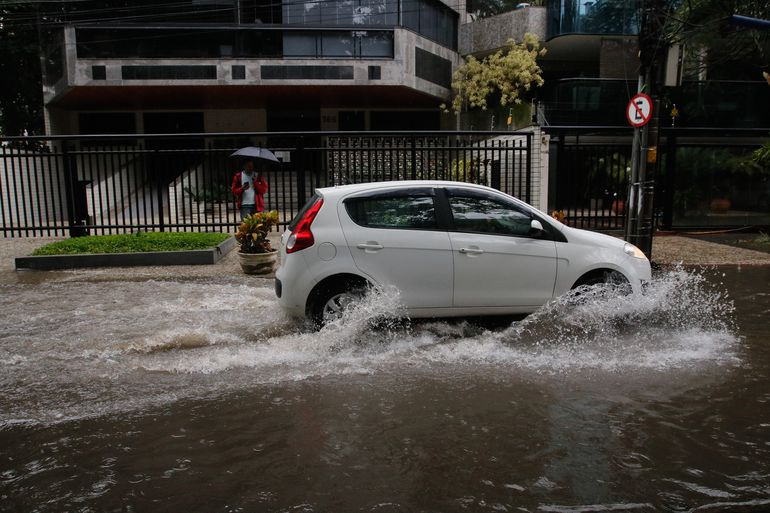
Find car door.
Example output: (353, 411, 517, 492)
(446, 188, 558, 308)
(337, 187, 454, 309)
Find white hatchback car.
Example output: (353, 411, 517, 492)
(275, 181, 650, 325)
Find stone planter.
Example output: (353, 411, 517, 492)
(238, 251, 277, 275)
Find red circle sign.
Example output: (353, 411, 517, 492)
(626, 93, 653, 127)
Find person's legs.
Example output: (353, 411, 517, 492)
(240, 205, 256, 220)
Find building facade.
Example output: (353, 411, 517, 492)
(43, 0, 465, 135)
(40, 0, 770, 229)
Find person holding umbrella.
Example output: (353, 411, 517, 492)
(230, 146, 279, 220)
(231, 159, 268, 220)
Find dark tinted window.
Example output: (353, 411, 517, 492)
(346, 195, 436, 229)
(449, 195, 531, 236)
(415, 47, 452, 88)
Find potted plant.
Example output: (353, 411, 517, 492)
(234, 210, 279, 275)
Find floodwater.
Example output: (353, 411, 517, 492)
(0, 266, 768, 512)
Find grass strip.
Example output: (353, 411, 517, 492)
(32, 232, 231, 256)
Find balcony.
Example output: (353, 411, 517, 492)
(75, 26, 395, 60)
(44, 25, 461, 112)
(545, 0, 639, 39)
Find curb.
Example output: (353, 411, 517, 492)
(15, 237, 236, 271)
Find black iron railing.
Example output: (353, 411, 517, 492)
(0, 131, 532, 237)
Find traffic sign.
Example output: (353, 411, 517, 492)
(626, 93, 653, 127)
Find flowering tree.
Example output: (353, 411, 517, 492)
(444, 33, 546, 115)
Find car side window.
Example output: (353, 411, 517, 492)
(449, 195, 532, 236)
(346, 195, 437, 229)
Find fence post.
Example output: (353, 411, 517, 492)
(62, 142, 88, 237)
(154, 147, 165, 232)
(296, 138, 306, 207)
(525, 133, 532, 204)
(410, 135, 417, 180)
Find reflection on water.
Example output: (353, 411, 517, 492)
(1, 266, 769, 512)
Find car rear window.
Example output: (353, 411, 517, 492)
(288, 193, 320, 231)
(345, 195, 437, 230)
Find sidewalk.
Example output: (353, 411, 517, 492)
(2, 232, 770, 279)
(651, 234, 770, 266)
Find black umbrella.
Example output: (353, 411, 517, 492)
(229, 146, 280, 164)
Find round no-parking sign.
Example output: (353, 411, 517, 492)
(626, 93, 653, 127)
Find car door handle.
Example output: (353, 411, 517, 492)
(357, 242, 384, 251)
(459, 247, 484, 255)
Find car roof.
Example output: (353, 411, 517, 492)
(316, 180, 497, 200)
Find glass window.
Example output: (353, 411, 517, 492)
(322, 0, 355, 25)
(359, 31, 394, 57)
(402, 0, 420, 31)
(283, 0, 321, 24)
(358, 0, 398, 25)
(322, 33, 355, 57)
(419, 1, 439, 40)
(346, 195, 437, 229)
(449, 195, 532, 236)
(284, 33, 318, 57)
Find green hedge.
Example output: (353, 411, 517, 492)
(32, 232, 231, 256)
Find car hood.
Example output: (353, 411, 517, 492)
(560, 225, 628, 250)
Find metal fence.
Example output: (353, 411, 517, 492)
(551, 134, 632, 230)
(0, 131, 532, 237)
(548, 127, 768, 230)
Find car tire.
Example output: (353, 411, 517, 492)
(309, 281, 368, 328)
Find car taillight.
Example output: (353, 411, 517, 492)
(286, 198, 323, 254)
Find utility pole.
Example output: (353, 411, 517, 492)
(624, 0, 666, 258)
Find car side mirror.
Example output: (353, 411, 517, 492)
(530, 219, 545, 237)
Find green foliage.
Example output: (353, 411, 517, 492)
(445, 33, 545, 115)
(751, 139, 770, 168)
(235, 211, 279, 254)
(449, 158, 484, 183)
(666, 0, 769, 79)
(672, 145, 769, 214)
(0, 3, 45, 136)
(31, 232, 230, 255)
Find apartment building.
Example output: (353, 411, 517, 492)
(39, 0, 769, 228)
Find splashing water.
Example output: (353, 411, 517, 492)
(117, 267, 739, 377)
(0, 267, 738, 424)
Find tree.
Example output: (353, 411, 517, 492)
(0, 2, 44, 136)
(663, 0, 769, 80)
(444, 33, 546, 115)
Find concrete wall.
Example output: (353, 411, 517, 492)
(459, 7, 547, 57)
(59, 28, 458, 101)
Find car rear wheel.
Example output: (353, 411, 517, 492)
(309, 281, 367, 327)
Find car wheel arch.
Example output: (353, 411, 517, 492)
(305, 273, 373, 317)
(571, 266, 631, 289)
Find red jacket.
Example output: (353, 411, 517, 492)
(231, 172, 268, 210)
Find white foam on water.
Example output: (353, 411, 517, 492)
(0, 268, 740, 424)
(138, 267, 739, 378)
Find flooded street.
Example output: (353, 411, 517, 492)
(1, 266, 769, 512)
